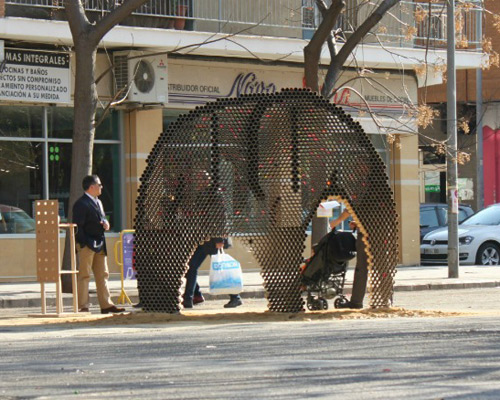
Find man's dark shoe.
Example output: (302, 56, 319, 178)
(101, 305, 126, 314)
(223, 298, 243, 308)
(337, 301, 363, 309)
(193, 295, 205, 305)
(133, 302, 142, 309)
(182, 300, 193, 309)
(79, 307, 89, 313)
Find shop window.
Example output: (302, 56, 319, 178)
(0, 141, 43, 232)
(48, 107, 117, 140)
(0, 106, 43, 138)
(95, 109, 119, 140)
(0, 105, 122, 234)
(46, 141, 71, 223)
(421, 146, 446, 165)
(424, 170, 446, 203)
(47, 142, 121, 230)
(47, 107, 73, 139)
(93, 144, 122, 231)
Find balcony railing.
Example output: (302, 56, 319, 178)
(4, 0, 483, 50)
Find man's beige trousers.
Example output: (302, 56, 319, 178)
(77, 245, 114, 309)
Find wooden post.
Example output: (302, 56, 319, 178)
(40, 282, 46, 314)
(69, 225, 79, 313)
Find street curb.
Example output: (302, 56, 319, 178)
(393, 281, 500, 292)
(1, 281, 499, 309)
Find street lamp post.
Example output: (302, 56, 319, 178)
(476, 5, 484, 211)
(447, 0, 459, 278)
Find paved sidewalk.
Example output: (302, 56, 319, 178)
(1, 265, 499, 309)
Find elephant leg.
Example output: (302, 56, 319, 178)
(252, 227, 306, 313)
(136, 231, 199, 313)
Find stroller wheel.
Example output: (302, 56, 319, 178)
(306, 299, 314, 311)
(306, 297, 322, 311)
(334, 296, 349, 309)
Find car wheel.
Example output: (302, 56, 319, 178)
(475, 242, 500, 266)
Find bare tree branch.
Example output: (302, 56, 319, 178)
(304, 0, 345, 91)
(323, 0, 401, 97)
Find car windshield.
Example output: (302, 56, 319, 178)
(462, 206, 500, 226)
(0, 209, 36, 233)
(420, 207, 439, 227)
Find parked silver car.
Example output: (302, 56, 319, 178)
(421, 203, 500, 266)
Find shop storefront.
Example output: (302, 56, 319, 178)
(0, 106, 122, 229)
(0, 50, 421, 280)
(0, 48, 122, 279)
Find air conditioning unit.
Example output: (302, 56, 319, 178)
(113, 51, 168, 104)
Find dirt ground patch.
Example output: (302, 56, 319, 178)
(0, 306, 473, 328)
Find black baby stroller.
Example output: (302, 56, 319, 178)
(301, 229, 357, 310)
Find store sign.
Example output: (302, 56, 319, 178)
(167, 60, 415, 113)
(0, 48, 71, 104)
(425, 185, 441, 193)
(167, 67, 284, 105)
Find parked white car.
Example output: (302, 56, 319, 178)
(420, 203, 500, 266)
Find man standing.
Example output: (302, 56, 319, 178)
(73, 175, 125, 314)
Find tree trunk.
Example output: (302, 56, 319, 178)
(321, 59, 343, 98)
(304, 0, 345, 92)
(62, 43, 97, 292)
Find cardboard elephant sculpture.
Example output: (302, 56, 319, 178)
(134, 89, 398, 313)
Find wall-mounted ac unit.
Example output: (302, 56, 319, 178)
(113, 51, 168, 104)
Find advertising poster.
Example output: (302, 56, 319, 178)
(0, 48, 71, 104)
(122, 232, 136, 280)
